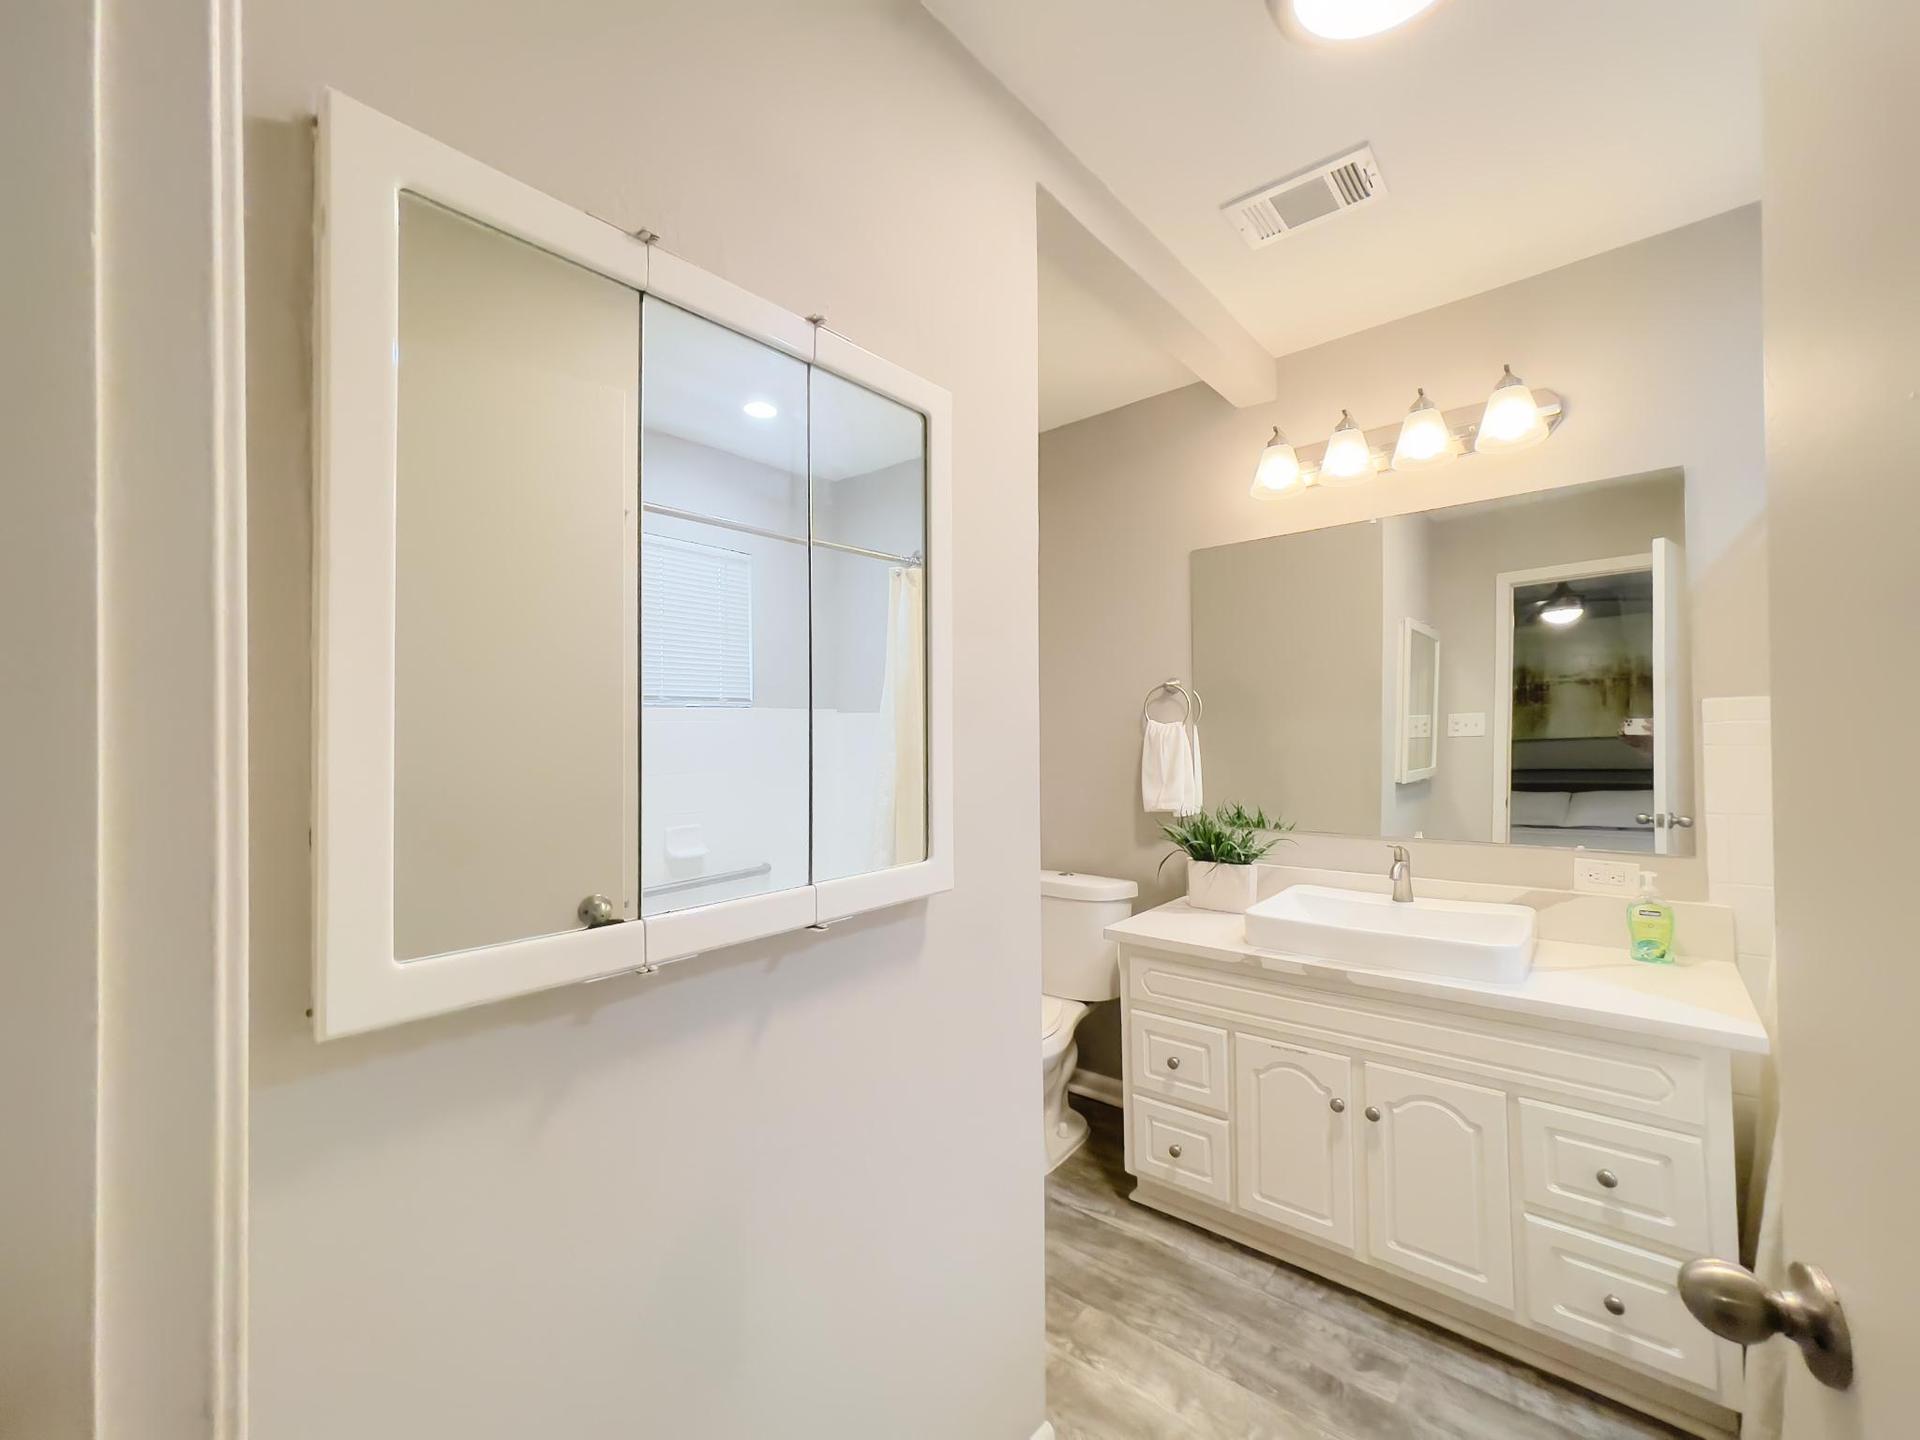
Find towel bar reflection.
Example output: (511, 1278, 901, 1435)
(1141, 678, 1203, 724)
(641, 861, 774, 898)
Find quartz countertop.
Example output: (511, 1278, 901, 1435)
(1108, 900, 1770, 1055)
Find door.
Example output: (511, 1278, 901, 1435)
(1235, 1035, 1355, 1249)
(1649, 536, 1692, 855)
(1737, 4, 1920, 1431)
(1361, 1062, 1514, 1310)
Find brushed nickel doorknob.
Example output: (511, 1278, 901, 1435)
(578, 893, 619, 927)
(1678, 1258, 1853, 1390)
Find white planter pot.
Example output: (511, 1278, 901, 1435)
(1186, 859, 1259, 913)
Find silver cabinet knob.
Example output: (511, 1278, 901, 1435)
(1329, 1097, 1346, 1114)
(1596, 1168, 1620, 1190)
(1166, 1056, 1180, 1071)
(1603, 1294, 1627, 1317)
(1167, 1143, 1183, 1159)
(1678, 1258, 1853, 1390)
(1364, 1105, 1382, 1123)
(578, 893, 619, 927)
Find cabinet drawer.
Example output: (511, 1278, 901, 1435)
(1522, 1215, 1724, 1393)
(1130, 1095, 1231, 1206)
(1130, 1010, 1230, 1114)
(1519, 1100, 1711, 1253)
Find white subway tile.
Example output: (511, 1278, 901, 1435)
(1703, 695, 1772, 724)
(1722, 883, 1777, 957)
(1703, 719, 1771, 747)
(1704, 744, 1774, 817)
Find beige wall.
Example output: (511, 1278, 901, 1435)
(245, 4, 1053, 1436)
(1, 7, 100, 1435)
(1044, 208, 1764, 1077)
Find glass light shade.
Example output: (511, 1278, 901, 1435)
(1474, 364, 1549, 452)
(1250, 427, 1304, 497)
(1284, 0, 1443, 41)
(1390, 388, 1456, 470)
(1318, 410, 1374, 484)
(1538, 583, 1584, 627)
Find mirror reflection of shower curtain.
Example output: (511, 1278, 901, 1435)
(877, 565, 927, 867)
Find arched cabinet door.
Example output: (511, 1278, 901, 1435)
(1360, 1061, 1515, 1311)
(1234, 1036, 1356, 1250)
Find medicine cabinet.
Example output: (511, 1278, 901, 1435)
(313, 92, 952, 1038)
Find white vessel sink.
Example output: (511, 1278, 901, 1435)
(1242, 885, 1537, 984)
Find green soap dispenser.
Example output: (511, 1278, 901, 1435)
(1627, 871, 1676, 963)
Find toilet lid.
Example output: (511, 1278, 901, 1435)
(1041, 995, 1069, 1039)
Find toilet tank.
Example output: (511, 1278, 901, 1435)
(1040, 870, 1139, 1002)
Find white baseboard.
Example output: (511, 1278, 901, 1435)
(1066, 1068, 1123, 1109)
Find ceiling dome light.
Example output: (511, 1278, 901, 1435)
(1275, 0, 1445, 43)
(1473, 365, 1549, 453)
(1537, 582, 1585, 627)
(1250, 426, 1305, 498)
(742, 399, 779, 420)
(1390, 388, 1456, 471)
(1319, 410, 1375, 485)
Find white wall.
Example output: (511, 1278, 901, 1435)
(0, 7, 100, 1436)
(1044, 207, 1764, 1077)
(243, 3, 1052, 1436)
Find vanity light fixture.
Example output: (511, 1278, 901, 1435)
(1250, 426, 1305, 497)
(1319, 410, 1376, 484)
(1245, 371, 1563, 503)
(1273, 0, 1447, 43)
(1390, 388, 1456, 470)
(1537, 582, 1585, 627)
(742, 399, 779, 420)
(1474, 364, 1550, 453)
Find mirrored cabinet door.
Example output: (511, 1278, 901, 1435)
(640, 298, 811, 916)
(808, 367, 930, 882)
(392, 194, 640, 961)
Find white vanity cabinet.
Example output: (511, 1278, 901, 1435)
(1111, 903, 1769, 1440)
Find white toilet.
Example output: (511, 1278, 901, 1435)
(1040, 869, 1139, 1172)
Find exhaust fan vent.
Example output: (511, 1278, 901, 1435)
(1222, 145, 1385, 250)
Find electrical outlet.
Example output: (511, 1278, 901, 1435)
(1447, 712, 1487, 737)
(1574, 857, 1639, 895)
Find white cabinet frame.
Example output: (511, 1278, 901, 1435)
(313, 91, 952, 1038)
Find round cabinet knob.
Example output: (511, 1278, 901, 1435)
(1603, 1294, 1627, 1317)
(1329, 1098, 1347, 1114)
(1166, 1056, 1180, 1071)
(578, 893, 618, 928)
(1364, 1105, 1382, 1123)
(1596, 1168, 1621, 1190)
(1167, 1143, 1183, 1159)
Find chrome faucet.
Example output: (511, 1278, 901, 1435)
(1388, 845, 1414, 903)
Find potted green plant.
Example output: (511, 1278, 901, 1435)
(1158, 803, 1293, 913)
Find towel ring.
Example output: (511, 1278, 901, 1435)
(1142, 678, 1201, 724)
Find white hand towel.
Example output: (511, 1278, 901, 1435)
(1141, 717, 1198, 815)
(1187, 722, 1204, 816)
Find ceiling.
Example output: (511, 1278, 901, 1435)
(932, 0, 1761, 424)
(646, 300, 924, 480)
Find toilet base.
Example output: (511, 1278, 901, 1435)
(1042, 1023, 1091, 1173)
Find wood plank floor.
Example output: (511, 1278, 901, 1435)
(1045, 1098, 1683, 1440)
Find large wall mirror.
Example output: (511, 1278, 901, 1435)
(1192, 471, 1695, 857)
(314, 91, 950, 1038)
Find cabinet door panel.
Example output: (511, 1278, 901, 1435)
(1235, 1035, 1355, 1249)
(1362, 1062, 1514, 1310)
